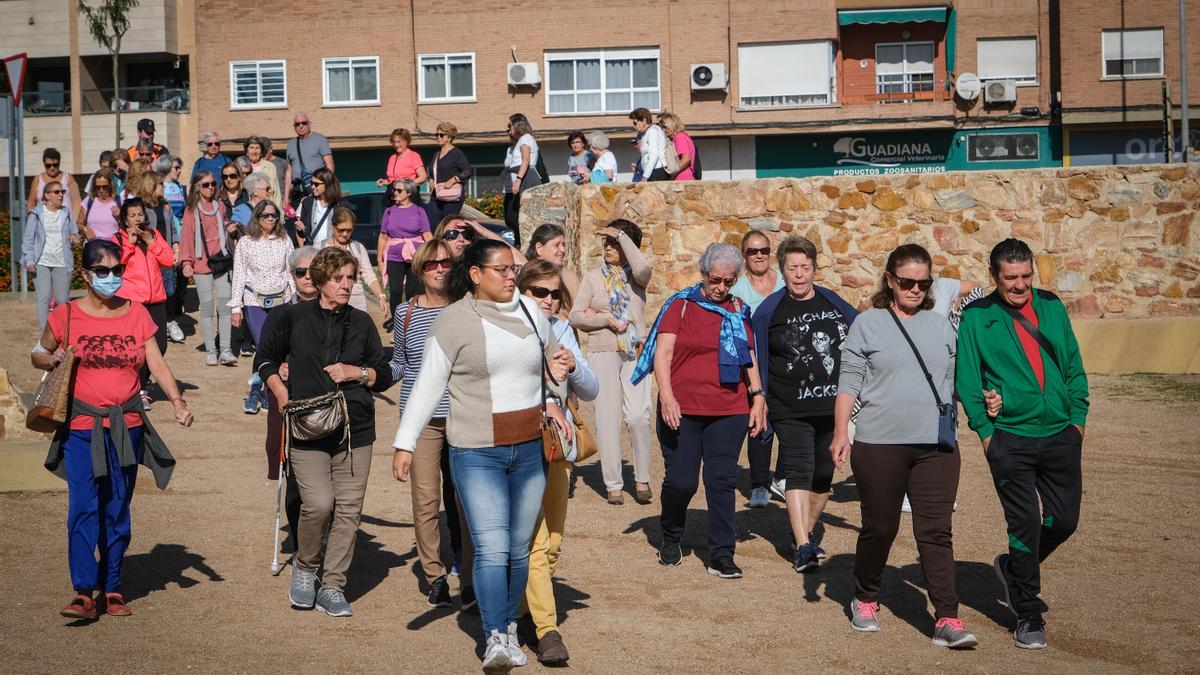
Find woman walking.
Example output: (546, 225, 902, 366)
(389, 238, 472, 609)
(584, 131, 617, 184)
(218, 163, 247, 216)
(244, 135, 281, 209)
(566, 131, 592, 185)
(180, 171, 239, 366)
(259, 247, 394, 618)
(426, 122, 472, 224)
(37, 239, 193, 620)
(502, 114, 540, 244)
(634, 242, 766, 578)
(112, 197, 175, 407)
(752, 236, 858, 571)
(569, 219, 653, 505)
(659, 112, 697, 181)
(376, 128, 427, 189)
(318, 207, 388, 315)
(297, 168, 348, 246)
(517, 259, 598, 665)
(378, 178, 432, 316)
(392, 239, 572, 671)
(22, 179, 79, 330)
(629, 108, 670, 182)
(27, 147, 82, 212)
(77, 169, 121, 242)
(830, 244, 978, 648)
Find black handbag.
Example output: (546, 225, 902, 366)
(887, 308, 958, 452)
(194, 206, 233, 278)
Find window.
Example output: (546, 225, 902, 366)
(323, 57, 380, 106)
(977, 37, 1037, 84)
(876, 42, 935, 98)
(545, 47, 660, 115)
(738, 41, 835, 108)
(1102, 28, 1164, 78)
(230, 60, 286, 109)
(419, 53, 476, 102)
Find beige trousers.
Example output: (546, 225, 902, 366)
(291, 443, 372, 589)
(411, 420, 473, 584)
(589, 351, 652, 493)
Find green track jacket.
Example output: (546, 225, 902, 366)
(956, 289, 1089, 441)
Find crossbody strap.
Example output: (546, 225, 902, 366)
(999, 301, 1063, 376)
(518, 301, 561, 414)
(886, 308, 946, 412)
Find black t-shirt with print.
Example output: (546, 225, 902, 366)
(767, 293, 849, 419)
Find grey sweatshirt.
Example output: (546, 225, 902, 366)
(837, 308, 956, 445)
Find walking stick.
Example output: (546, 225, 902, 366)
(270, 417, 289, 576)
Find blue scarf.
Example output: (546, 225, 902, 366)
(631, 283, 753, 386)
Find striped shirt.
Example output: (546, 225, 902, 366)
(391, 300, 450, 419)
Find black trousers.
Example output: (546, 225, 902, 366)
(746, 433, 788, 490)
(386, 260, 423, 321)
(503, 192, 521, 246)
(646, 167, 672, 182)
(658, 413, 748, 561)
(774, 416, 836, 493)
(425, 196, 465, 228)
(987, 425, 1083, 619)
(140, 301, 168, 386)
(167, 266, 186, 318)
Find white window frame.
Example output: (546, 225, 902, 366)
(875, 41, 936, 96)
(976, 37, 1038, 86)
(322, 56, 381, 107)
(544, 47, 661, 116)
(229, 60, 287, 110)
(1101, 28, 1164, 80)
(418, 52, 477, 103)
(737, 40, 837, 110)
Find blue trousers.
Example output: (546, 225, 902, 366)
(63, 427, 143, 593)
(658, 414, 748, 561)
(450, 439, 546, 636)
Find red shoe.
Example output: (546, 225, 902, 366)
(102, 592, 132, 616)
(60, 593, 98, 620)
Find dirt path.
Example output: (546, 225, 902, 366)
(0, 299, 1197, 673)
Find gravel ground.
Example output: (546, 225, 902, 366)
(0, 299, 1197, 673)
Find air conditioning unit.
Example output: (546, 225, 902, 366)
(690, 64, 727, 91)
(968, 133, 1040, 162)
(984, 79, 1017, 104)
(508, 62, 541, 87)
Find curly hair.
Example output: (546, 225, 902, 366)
(309, 246, 359, 288)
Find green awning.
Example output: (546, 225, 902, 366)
(838, 7, 948, 25)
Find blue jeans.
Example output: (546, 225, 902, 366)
(63, 427, 143, 593)
(449, 439, 546, 636)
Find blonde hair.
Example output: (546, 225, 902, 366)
(436, 122, 458, 140)
(133, 170, 164, 204)
(658, 112, 685, 136)
(413, 238, 453, 275)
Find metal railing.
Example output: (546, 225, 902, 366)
(22, 85, 191, 115)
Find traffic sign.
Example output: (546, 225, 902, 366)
(4, 53, 29, 106)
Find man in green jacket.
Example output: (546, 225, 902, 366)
(956, 238, 1089, 651)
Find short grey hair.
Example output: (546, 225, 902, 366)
(233, 155, 253, 173)
(289, 245, 319, 269)
(699, 242, 744, 275)
(201, 130, 219, 143)
(394, 178, 419, 200)
(243, 172, 271, 194)
(587, 130, 610, 150)
(153, 154, 178, 175)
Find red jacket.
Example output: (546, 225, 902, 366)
(114, 229, 174, 304)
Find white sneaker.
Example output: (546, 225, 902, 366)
(902, 495, 912, 513)
(166, 321, 185, 343)
(769, 478, 787, 502)
(749, 486, 769, 508)
(482, 630, 514, 670)
(506, 622, 528, 667)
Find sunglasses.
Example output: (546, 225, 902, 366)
(435, 132, 448, 138)
(222, 173, 239, 180)
(603, 236, 620, 248)
(45, 189, 64, 195)
(260, 212, 280, 221)
(422, 258, 452, 272)
(744, 247, 770, 257)
(706, 274, 737, 288)
(293, 121, 309, 127)
(89, 264, 126, 278)
(44, 162, 60, 169)
(205, 141, 220, 147)
(94, 183, 112, 190)
(311, 180, 325, 187)
(891, 275, 933, 292)
(443, 228, 474, 241)
(526, 285, 562, 300)
(199, 181, 216, 188)
(293, 266, 310, 278)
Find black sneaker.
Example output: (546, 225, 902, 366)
(1014, 615, 1047, 649)
(658, 541, 683, 567)
(793, 543, 820, 573)
(239, 344, 256, 357)
(426, 576, 451, 608)
(706, 556, 743, 579)
(460, 585, 477, 611)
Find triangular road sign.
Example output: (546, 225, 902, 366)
(4, 53, 29, 106)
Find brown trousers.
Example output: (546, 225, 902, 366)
(412, 420, 473, 584)
(291, 443, 372, 590)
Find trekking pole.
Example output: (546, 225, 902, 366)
(270, 420, 288, 576)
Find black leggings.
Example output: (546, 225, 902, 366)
(386, 260, 423, 320)
(774, 416, 836, 493)
(503, 192, 521, 246)
(140, 301, 168, 386)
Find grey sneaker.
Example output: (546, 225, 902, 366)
(1014, 616, 1047, 649)
(166, 320, 185, 343)
(288, 566, 318, 609)
(851, 599, 881, 632)
(506, 621, 528, 667)
(993, 553, 1017, 618)
(769, 478, 787, 501)
(932, 617, 979, 649)
(481, 629, 513, 670)
(219, 351, 238, 366)
(315, 585, 353, 617)
(749, 486, 769, 508)
(206, 352, 219, 367)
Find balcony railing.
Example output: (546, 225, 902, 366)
(81, 86, 189, 114)
(840, 77, 953, 105)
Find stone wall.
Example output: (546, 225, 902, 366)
(521, 164, 1200, 320)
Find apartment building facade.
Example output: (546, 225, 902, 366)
(0, 0, 197, 187)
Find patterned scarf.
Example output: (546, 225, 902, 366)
(602, 261, 638, 360)
(632, 283, 752, 386)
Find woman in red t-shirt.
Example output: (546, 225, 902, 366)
(643, 242, 766, 580)
(113, 197, 175, 405)
(33, 239, 193, 621)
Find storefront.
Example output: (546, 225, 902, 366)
(755, 125, 1059, 177)
(1064, 124, 1199, 166)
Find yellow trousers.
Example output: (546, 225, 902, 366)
(522, 459, 571, 638)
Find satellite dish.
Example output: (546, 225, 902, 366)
(955, 72, 981, 101)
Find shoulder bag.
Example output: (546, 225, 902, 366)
(433, 157, 463, 202)
(195, 207, 233, 278)
(27, 303, 77, 432)
(518, 301, 567, 462)
(887, 308, 957, 452)
(662, 129, 681, 177)
(282, 312, 351, 444)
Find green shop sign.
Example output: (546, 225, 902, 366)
(756, 126, 1059, 178)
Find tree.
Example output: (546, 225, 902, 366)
(77, 0, 140, 148)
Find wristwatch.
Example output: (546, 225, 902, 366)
(747, 388, 764, 399)
(358, 367, 369, 385)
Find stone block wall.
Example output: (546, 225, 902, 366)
(520, 164, 1200, 320)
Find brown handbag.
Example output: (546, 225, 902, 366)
(519, 301, 567, 462)
(26, 302, 76, 432)
(566, 398, 598, 463)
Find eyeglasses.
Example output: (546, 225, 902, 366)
(443, 228, 474, 241)
(44, 162, 60, 169)
(422, 258, 452, 272)
(199, 181, 216, 188)
(891, 275, 933, 292)
(293, 267, 310, 278)
(526, 285, 562, 300)
(334, 226, 354, 234)
(705, 274, 737, 288)
(260, 212, 280, 221)
(293, 121, 309, 127)
(743, 247, 770, 257)
(89, 264, 126, 278)
(222, 173, 239, 180)
(481, 264, 517, 277)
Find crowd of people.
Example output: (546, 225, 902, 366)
(23, 113, 1088, 670)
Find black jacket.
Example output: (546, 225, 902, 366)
(257, 300, 393, 450)
(297, 196, 349, 242)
